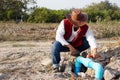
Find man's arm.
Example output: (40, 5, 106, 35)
(65, 44, 77, 56)
(85, 27, 100, 58)
(56, 20, 69, 46)
(56, 20, 77, 56)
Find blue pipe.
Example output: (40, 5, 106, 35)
(75, 56, 104, 80)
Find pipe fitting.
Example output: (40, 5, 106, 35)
(75, 56, 104, 79)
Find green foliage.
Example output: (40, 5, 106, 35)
(28, 8, 50, 23)
(84, 0, 120, 22)
(27, 0, 120, 23)
(28, 7, 69, 23)
(0, 0, 120, 22)
(0, 0, 36, 21)
(0, 12, 3, 20)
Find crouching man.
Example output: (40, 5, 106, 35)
(51, 9, 100, 72)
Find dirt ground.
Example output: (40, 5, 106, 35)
(0, 40, 118, 80)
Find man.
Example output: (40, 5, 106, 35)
(51, 9, 99, 72)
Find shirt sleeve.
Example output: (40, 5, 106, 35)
(85, 27, 97, 51)
(56, 20, 69, 46)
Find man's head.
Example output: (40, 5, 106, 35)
(66, 9, 88, 27)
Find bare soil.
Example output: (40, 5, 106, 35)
(0, 40, 118, 80)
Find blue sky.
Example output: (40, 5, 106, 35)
(35, 0, 120, 10)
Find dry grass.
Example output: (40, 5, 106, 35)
(0, 21, 120, 41)
(117, 38, 120, 45)
(0, 22, 58, 41)
(90, 21, 120, 39)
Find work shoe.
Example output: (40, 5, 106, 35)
(52, 67, 59, 73)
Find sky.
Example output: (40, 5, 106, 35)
(34, 0, 120, 10)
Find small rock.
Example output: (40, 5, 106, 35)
(41, 57, 52, 66)
(104, 69, 115, 80)
(78, 72, 86, 78)
(110, 56, 117, 62)
(85, 68, 95, 78)
(0, 73, 6, 79)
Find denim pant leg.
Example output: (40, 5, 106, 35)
(51, 41, 69, 65)
(76, 37, 90, 54)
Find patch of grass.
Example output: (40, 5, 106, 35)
(0, 21, 119, 41)
(117, 38, 120, 45)
(89, 21, 120, 39)
(12, 44, 36, 47)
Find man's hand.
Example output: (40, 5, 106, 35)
(91, 48, 101, 59)
(66, 44, 77, 56)
(87, 53, 101, 59)
(87, 48, 101, 59)
(92, 53, 101, 59)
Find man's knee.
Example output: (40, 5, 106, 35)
(52, 41, 62, 50)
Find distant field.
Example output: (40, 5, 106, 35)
(0, 21, 120, 41)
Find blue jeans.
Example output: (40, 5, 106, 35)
(51, 37, 90, 65)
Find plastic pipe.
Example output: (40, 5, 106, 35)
(75, 56, 104, 80)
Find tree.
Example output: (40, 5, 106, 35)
(84, 0, 120, 22)
(28, 7, 50, 23)
(28, 7, 69, 23)
(0, 0, 36, 21)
